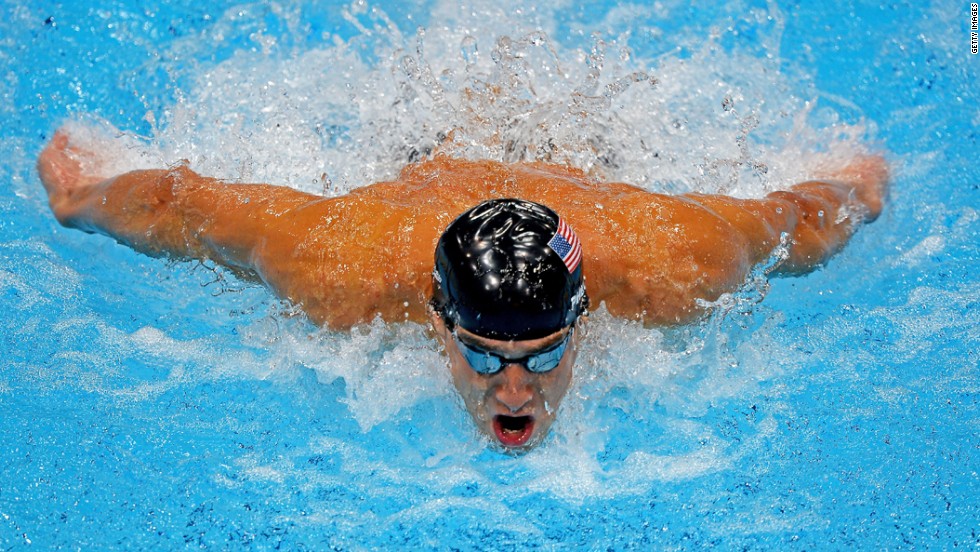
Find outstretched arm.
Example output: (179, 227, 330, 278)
(37, 130, 437, 328)
(688, 154, 889, 275)
(576, 154, 889, 325)
(38, 131, 325, 275)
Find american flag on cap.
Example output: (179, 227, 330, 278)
(547, 218, 582, 273)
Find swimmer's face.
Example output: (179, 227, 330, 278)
(430, 311, 577, 452)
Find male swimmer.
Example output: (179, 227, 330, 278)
(37, 129, 888, 450)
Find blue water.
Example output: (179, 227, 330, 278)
(2, 0, 978, 549)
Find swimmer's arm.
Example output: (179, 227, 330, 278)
(590, 154, 888, 325)
(40, 134, 432, 328)
(45, 164, 323, 275)
(687, 154, 889, 275)
(529, 155, 887, 326)
(43, 163, 376, 324)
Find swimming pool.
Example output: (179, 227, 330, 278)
(2, 0, 977, 548)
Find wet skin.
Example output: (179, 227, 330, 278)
(430, 310, 578, 451)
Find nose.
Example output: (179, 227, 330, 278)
(495, 363, 534, 413)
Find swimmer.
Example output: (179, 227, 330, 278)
(37, 128, 888, 450)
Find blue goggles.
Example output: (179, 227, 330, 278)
(453, 327, 574, 375)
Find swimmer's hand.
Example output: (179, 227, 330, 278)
(762, 152, 890, 275)
(37, 130, 108, 227)
(814, 153, 890, 221)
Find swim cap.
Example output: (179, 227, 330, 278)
(432, 198, 588, 340)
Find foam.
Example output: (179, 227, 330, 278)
(86, 0, 873, 200)
(59, 119, 167, 178)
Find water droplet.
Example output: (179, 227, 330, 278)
(460, 35, 478, 66)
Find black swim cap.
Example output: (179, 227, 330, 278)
(432, 198, 588, 340)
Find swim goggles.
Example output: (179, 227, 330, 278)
(453, 327, 574, 375)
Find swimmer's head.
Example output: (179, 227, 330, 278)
(430, 198, 588, 451)
(431, 198, 588, 340)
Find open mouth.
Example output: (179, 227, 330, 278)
(492, 415, 535, 447)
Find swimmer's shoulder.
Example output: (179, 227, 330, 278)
(396, 156, 592, 183)
(395, 156, 625, 196)
(373, 156, 681, 218)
